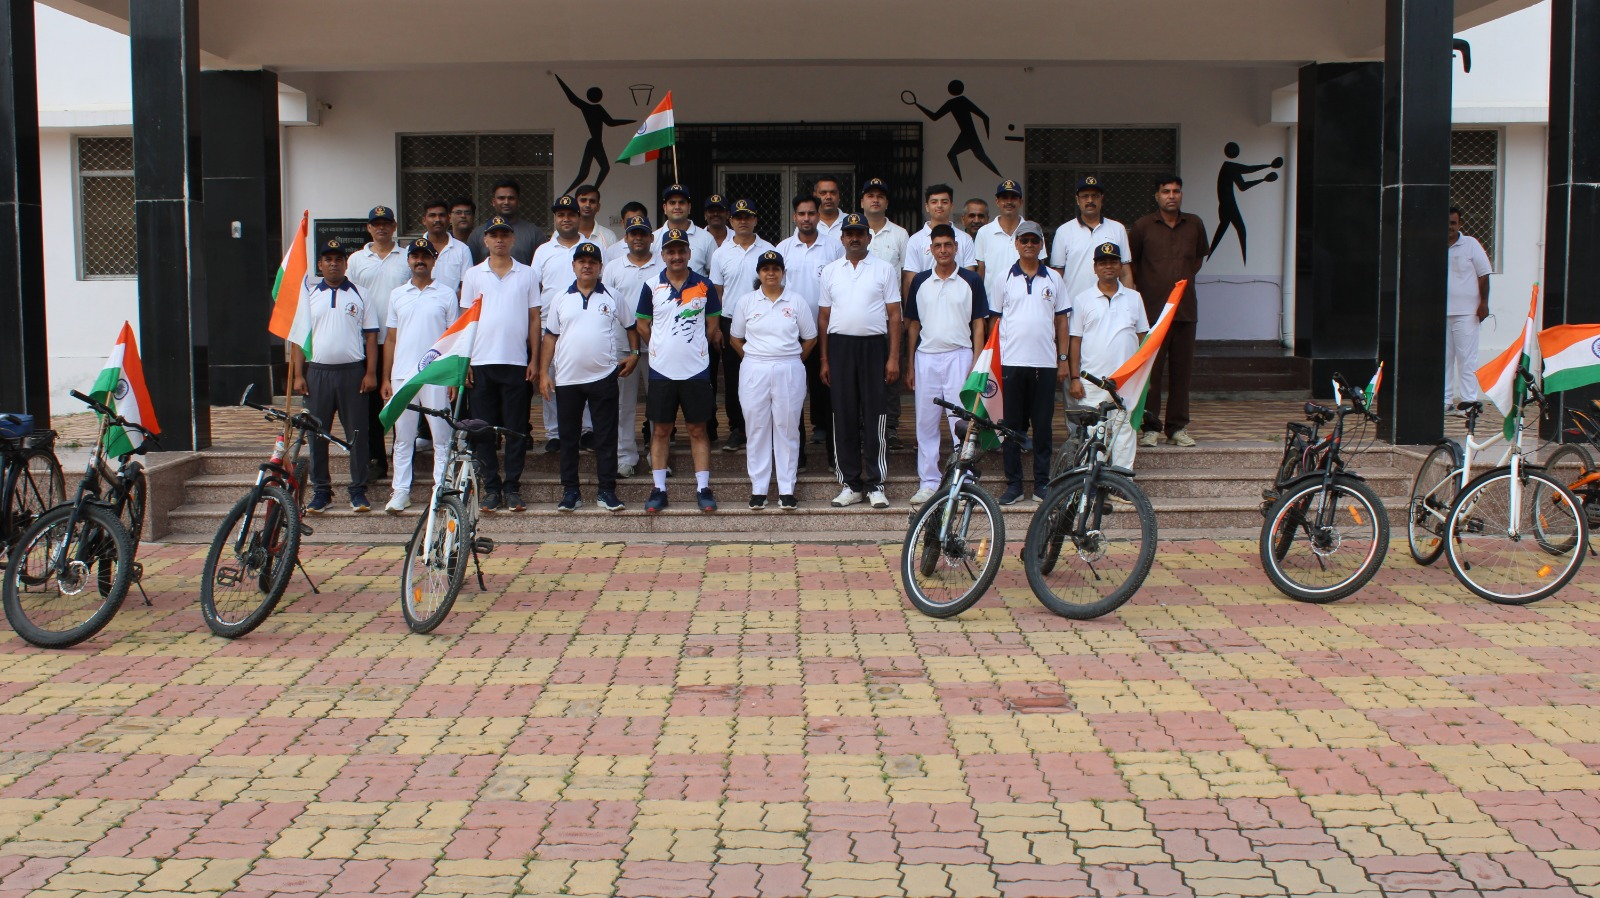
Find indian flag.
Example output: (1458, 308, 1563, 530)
(617, 92, 674, 166)
(88, 321, 161, 458)
(1109, 280, 1186, 427)
(1538, 323, 1600, 394)
(379, 298, 482, 431)
(1477, 284, 1541, 440)
(959, 321, 1004, 450)
(269, 211, 313, 358)
(1364, 362, 1384, 413)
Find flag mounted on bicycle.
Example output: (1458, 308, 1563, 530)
(379, 297, 482, 432)
(1477, 283, 1540, 440)
(88, 321, 161, 458)
(959, 320, 1005, 450)
(1109, 279, 1186, 427)
(1364, 362, 1384, 413)
(268, 211, 313, 358)
(1538, 322, 1600, 394)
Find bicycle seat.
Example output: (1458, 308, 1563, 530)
(1062, 407, 1103, 423)
(953, 420, 970, 442)
(458, 418, 497, 438)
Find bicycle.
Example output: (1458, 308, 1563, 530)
(399, 399, 513, 634)
(1532, 402, 1600, 534)
(2, 390, 154, 648)
(1258, 372, 1388, 602)
(1, 415, 65, 561)
(198, 385, 346, 639)
(1444, 369, 1587, 604)
(1406, 395, 1519, 565)
(899, 397, 1023, 618)
(1022, 371, 1158, 620)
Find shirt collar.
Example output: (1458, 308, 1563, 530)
(314, 278, 355, 292)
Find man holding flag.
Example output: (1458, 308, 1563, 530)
(991, 221, 1070, 505)
(1068, 242, 1148, 468)
(380, 238, 457, 514)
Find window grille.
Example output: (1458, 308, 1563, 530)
(78, 136, 136, 279)
(1450, 129, 1500, 267)
(398, 133, 554, 234)
(1024, 127, 1180, 234)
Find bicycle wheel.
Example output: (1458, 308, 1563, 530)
(2, 503, 131, 648)
(1023, 471, 1156, 620)
(1534, 443, 1596, 551)
(4, 448, 65, 540)
(401, 494, 469, 633)
(1407, 443, 1460, 566)
(1050, 433, 1084, 480)
(1259, 474, 1388, 603)
(899, 483, 1004, 618)
(200, 485, 301, 638)
(1446, 467, 1586, 605)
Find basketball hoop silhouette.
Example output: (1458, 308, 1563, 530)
(630, 83, 655, 107)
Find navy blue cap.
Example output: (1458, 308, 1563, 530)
(367, 205, 396, 223)
(995, 179, 1023, 197)
(840, 213, 869, 231)
(552, 194, 579, 213)
(731, 198, 758, 216)
(572, 242, 603, 261)
(1076, 174, 1104, 193)
(319, 237, 348, 256)
(662, 184, 691, 201)
(624, 214, 652, 234)
(483, 215, 515, 234)
(756, 249, 785, 270)
(407, 237, 437, 257)
(704, 194, 728, 209)
(1093, 241, 1123, 262)
(660, 227, 690, 248)
(862, 178, 890, 196)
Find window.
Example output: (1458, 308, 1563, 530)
(77, 136, 136, 279)
(398, 132, 555, 235)
(1024, 127, 1179, 233)
(1450, 129, 1500, 267)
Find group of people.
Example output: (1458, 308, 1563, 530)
(285, 173, 1216, 514)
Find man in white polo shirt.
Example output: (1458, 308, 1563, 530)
(1445, 206, 1492, 412)
(461, 215, 542, 513)
(901, 183, 977, 298)
(532, 194, 592, 453)
(861, 178, 912, 450)
(814, 176, 846, 242)
(1050, 174, 1132, 305)
(541, 242, 638, 513)
(347, 204, 409, 480)
(653, 184, 717, 276)
(381, 238, 458, 513)
(1068, 242, 1148, 469)
(777, 194, 844, 456)
(904, 224, 989, 505)
(819, 213, 901, 509)
(709, 198, 775, 453)
(574, 184, 616, 248)
(991, 221, 1071, 505)
(420, 198, 474, 295)
(975, 179, 1049, 302)
(602, 215, 662, 479)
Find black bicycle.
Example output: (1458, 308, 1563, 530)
(1022, 371, 1158, 620)
(0, 416, 65, 562)
(2, 390, 153, 648)
(1259, 371, 1388, 602)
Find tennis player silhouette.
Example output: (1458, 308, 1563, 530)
(910, 80, 1002, 180)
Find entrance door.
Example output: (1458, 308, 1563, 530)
(716, 164, 857, 244)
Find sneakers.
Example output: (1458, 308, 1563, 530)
(504, 488, 526, 512)
(867, 489, 890, 509)
(1139, 431, 1160, 449)
(810, 428, 827, 445)
(909, 487, 936, 505)
(597, 490, 626, 512)
(645, 488, 669, 514)
(1108, 495, 1136, 512)
(749, 493, 768, 510)
(697, 488, 718, 512)
(722, 431, 746, 452)
(832, 487, 864, 507)
(1033, 485, 1048, 502)
(305, 491, 332, 514)
(779, 494, 799, 510)
(886, 431, 905, 451)
(349, 490, 371, 513)
(1168, 429, 1197, 448)
(480, 490, 502, 513)
(579, 431, 596, 452)
(556, 489, 581, 512)
(617, 463, 636, 479)
(999, 484, 1025, 506)
(544, 437, 560, 454)
(384, 490, 410, 514)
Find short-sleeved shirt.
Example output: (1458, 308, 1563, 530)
(1127, 212, 1209, 322)
(460, 259, 540, 367)
(467, 217, 546, 265)
(775, 231, 845, 317)
(346, 244, 410, 345)
(709, 236, 776, 319)
(531, 237, 587, 308)
(974, 218, 1051, 303)
(299, 279, 378, 365)
(1071, 284, 1149, 380)
(866, 219, 910, 270)
(816, 213, 845, 244)
(583, 224, 618, 249)
(730, 290, 818, 361)
(386, 280, 459, 376)
(1051, 217, 1131, 301)
(651, 222, 719, 276)
(602, 253, 664, 354)
(638, 270, 721, 381)
(819, 255, 900, 337)
(992, 263, 1071, 369)
(429, 235, 475, 295)
(904, 267, 989, 354)
(903, 222, 977, 275)
(1448, 235, 1492, 316)
(546, 283, 636, 386)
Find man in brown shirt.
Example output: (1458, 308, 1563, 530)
(1128, 174, 1209, 448)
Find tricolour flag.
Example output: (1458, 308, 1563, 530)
(269, 211, 313, 358)
(88, 322, 161, 458)
(1364, 362, 1384, 413)
(617, 92, 674, 166)
(959, 321, 1004, 450)
(1477, 284, 1541, 440)
(1108, 280, 1187, 427)
(379, 298, 482, 431)
(1538, 323, 1600, 395)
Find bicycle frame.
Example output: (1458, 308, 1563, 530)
(419, 392, 479, 565)
(1417, 398, 1530, 537)
(46, 414, 116, 578)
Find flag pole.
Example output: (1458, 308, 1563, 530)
(672, 143, 679, 186)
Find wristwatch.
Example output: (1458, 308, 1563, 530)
(1057, 354, 1070, 362)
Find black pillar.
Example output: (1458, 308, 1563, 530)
(0, 1, 48, 417)
(131, 0, 210, 450)
(1544, 0, 1600, 426)
(202, 70, 282, 405)
(1376, 0, 1453, 444)
(1295, 62, 1384, 398)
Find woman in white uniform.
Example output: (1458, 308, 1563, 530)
(729, 250, 818, 510)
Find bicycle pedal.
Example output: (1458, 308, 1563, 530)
(299, 524, 315, 537)
(474, 537, 495, 555)
(1261, 488, 1280, 502)
(215, 565, 242, 587)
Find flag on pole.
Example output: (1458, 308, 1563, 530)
(1538, 323, 1600, 394)
(959, 320, 1005, 450)
(1364, 362, 1384, 413)
(88, 322, 161, 458)
(617, 92, 675, 166)
(269, 211, 313, 358)
(379, 298, 483, 431)
(1477, 284, 1541, 440)
(1108, 280, 1187, 427)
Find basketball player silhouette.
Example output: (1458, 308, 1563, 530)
(557, 74, 636, 195)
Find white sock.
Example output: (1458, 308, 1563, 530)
(653, 469, 668, 490)
(696, 470, 710, 490)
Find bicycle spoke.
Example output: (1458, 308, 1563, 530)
(1449, 470, 1584, 603)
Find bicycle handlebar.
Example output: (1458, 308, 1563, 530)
(238, 394, 349, 451)
(931, 398, 1027, 444)
(1078, 371, 1127, 411)
(406, 403, 527, 443)
(70, 389, 161, 451)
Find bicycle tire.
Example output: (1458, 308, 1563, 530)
(292, 459, 310, 506)
(1023, 470, 1157, 620)
(200, 484, 301, 638)
(899, 483, 1004, 618)
(1535, 443, 1597, 548)
(4, 448, 66, 543)
(1049, 435, 1085, 481)
(3, 503, 131, 648)
(1407, 443, 1460, 566)
(1446, 467, 1587, 605)
(1259, 474, 1388, 603)
(402, 494, 469, 633)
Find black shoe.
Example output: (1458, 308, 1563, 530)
(544, 438, 560, 454)
(999, 484, 1025, 506)
(556, 489, 580, 512)
(809, 428, 826, 445)
(779, 494, 799, 510)
(370, 460, 389, 479)
(697, 488, 718, 513)
(481, 490, 502, 512)
(580, 432, 596, 452)
(723, 431, 746, 452)
(886, 432, 904, 451)
(749, 493, 767, 510)
(505, 488, 526, 512)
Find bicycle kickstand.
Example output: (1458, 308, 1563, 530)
(296, 556, 322, 594)
(135, 580, 152, 607)
(472, 548, 487, 592)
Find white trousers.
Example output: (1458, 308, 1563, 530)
(389, 380, 451, 492)
(913, 348, 974, 489)
(740, 356, 806, 495)
(1445, 314, 1482, 405)
(1080, 382, 1137, 470)
(617, 360, 643, 466)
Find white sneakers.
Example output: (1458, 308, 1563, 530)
(908, 487, 936, 505)
(384, 490, 410, 514)
(832, 487, 864, 507)
(867, 490, 890, 509)
(1138, 431, 1160, 448)
(617, 462, 636, 478)
(1168, 429, 1197, 448)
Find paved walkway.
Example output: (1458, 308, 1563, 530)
(2, 540, 1598, 897)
